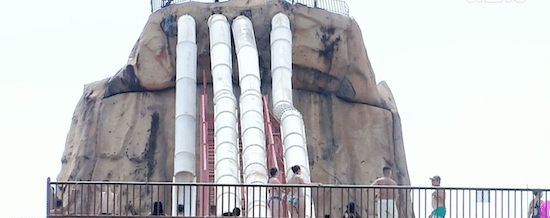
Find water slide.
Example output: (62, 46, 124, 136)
(174, 12, 313, 217)
(173, 14, 197, 217)
(271, 12, 315, 218)
(232, 15, 270, 217)
(208, 14, 241, 216)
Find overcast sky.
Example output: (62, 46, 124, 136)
(0, 0, 548, 217)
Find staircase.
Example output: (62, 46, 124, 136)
(237, 113, 246, 216)
(199, 92, 216, 216)
(263, 95, 286, 184)
(263, 95, 289, 217)
(198, 71, 216, 216)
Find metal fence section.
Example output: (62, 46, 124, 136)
(285, 0, 349, 16)
(47, 179, 550, 218)
(150, 0, 349, 16)
(151, 0, 231, 13)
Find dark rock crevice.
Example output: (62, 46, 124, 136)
(334, 77, 355, 100)
(293, 65, 339, 93)
(318, 27, 340, 62)
(144, 112, 160, 181)
(160, 13, 178, 84)
(320, 94, 337, 165)
(104, 65, 147, 98)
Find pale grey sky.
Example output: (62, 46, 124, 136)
(0, 0, 548, 217)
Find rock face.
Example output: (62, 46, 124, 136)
(57, 0, 411, 217)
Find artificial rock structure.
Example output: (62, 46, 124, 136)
(57, 0, 411, 217)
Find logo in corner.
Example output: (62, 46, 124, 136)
(466, 0, 526, 3)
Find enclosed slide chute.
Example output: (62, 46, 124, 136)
(232, 15, 270, 217)
(271, 12, 315, 218)
(173, 14, 197, 217)
(208, 14, 241, 216)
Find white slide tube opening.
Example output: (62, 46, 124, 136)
(271, 13, 315, 218)
(232, 15, 269, 217)
(208, 14, 241, 216)
(174, 14, 197, 217)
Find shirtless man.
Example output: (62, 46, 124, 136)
(372, 166, 399, 218)
(428, 176, 445, 218)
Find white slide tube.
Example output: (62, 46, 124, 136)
(174, 14, 197, 217)
(232, 15, 269, 217)
(271, 13, 315, 218)
(208, 14, 241, 216)
(270, 13, 294, 119)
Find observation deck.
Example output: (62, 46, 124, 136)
(150, 0, 349, 16)
(46, 179, 550, 218)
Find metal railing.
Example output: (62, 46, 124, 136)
(47, 178, 549, 218)
(150, 0, 349, 16)
(285, 0, 349, 16)
(151, 0, 229, 13)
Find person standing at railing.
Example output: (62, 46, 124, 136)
(287, 165, 308, 218)
(268, 167, 285, 217)
(528, 191, 544, 218)
(371, 166, 398, 218)
(428, 176, 445, 218)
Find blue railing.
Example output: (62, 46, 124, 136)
(151, 0, 349, 16)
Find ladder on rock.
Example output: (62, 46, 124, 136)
(199, 73, 215, 217)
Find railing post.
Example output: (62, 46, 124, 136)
(46, 177, 50, 217)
